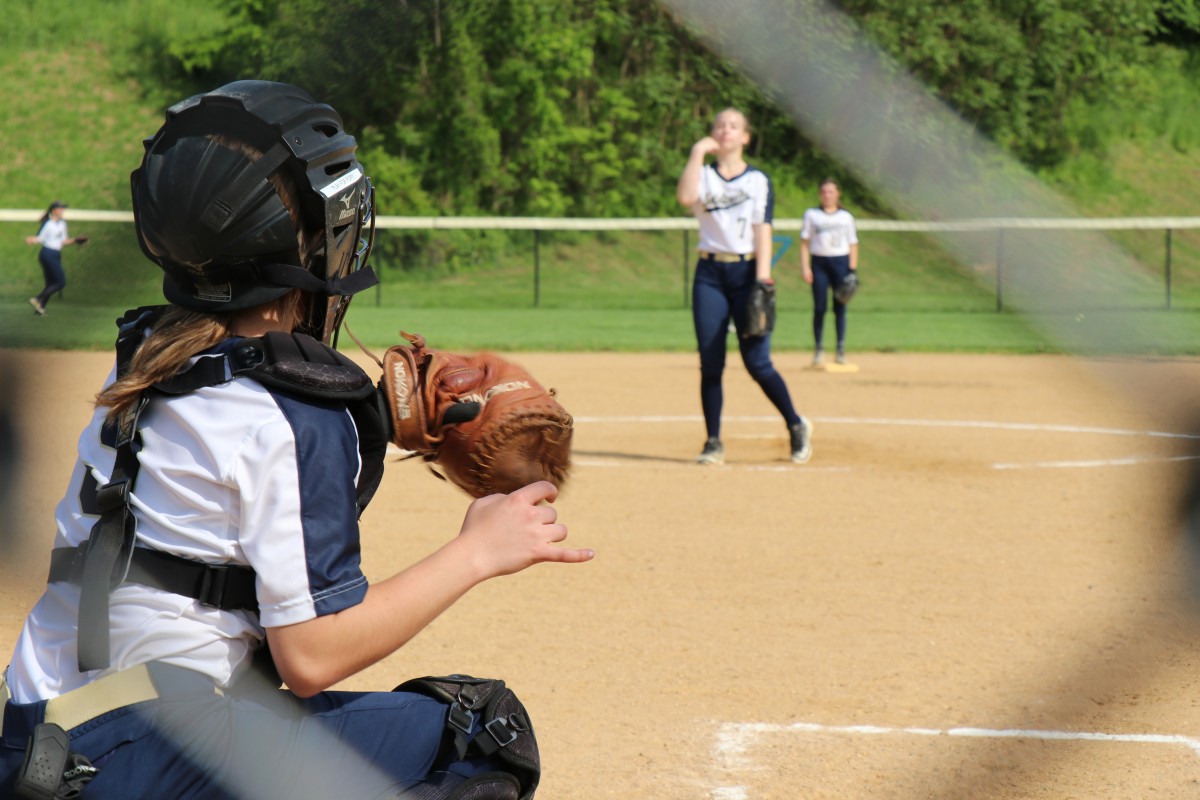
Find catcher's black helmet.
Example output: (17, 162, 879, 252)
(131, 80, 377, 343)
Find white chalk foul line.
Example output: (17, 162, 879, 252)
(575, 415, 1200, 472)
(571, 456, 851, 473)
(993, 454, 1200, 470)
(711, 720, 1200, 799)
(575, 414, 1200, 441)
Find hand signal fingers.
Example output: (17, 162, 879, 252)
(533, 522, 593, 564)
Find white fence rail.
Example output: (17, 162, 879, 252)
(6, 210, 1200, 232)
(3, 211, 1194, 310)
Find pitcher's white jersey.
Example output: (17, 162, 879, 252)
(691, 163, 774, 255)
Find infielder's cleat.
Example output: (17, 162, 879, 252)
(696, 437, 724, 465)
(835, 349, 846, 365)
(790, 417, 813, 464)
(812, 350, 824, 366)
(29, 297, 45, 316)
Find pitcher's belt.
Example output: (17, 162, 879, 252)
(700, 251, 754, 263)
(0, 663, 216, 736)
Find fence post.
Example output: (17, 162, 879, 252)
(534, 229, 541, 308)
(995, 227, 1004, 312)
(1165, 228, 1173, 311)
(682, 229, 690, 308)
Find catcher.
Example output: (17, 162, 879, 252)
(1, 81, 590, 800)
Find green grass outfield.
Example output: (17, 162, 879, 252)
(4, 299, 1200, 357)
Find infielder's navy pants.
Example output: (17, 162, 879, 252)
(810, 254, 851, 351)
(692, 257, 801, 440)
(35, 247, 66, 307)
(1, 665, 499, 799)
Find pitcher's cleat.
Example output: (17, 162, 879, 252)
(789, 417, 813, 464)
(696, 437, 725, 465)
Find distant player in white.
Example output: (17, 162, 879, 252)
(677, 107, 812, 466)
(25, 200, 85, 316)
(801, 179, 859, 365)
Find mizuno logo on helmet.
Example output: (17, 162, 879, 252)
(336, 191, 356, 222)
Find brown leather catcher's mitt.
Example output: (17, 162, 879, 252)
(379, 332, 573, 497)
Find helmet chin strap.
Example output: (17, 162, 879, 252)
(250, 261, 379, 297)
(180, 261, 379, 299)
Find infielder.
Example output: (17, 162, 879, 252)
(1, 81, 591, 800)
(800, 179, 860, 365)
(677, 107, 812, 465)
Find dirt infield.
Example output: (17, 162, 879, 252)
(4, 349, 1200, 799)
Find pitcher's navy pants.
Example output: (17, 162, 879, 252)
(692, 256, 801, 440)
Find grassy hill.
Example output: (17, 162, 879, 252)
(4, 2, 1200, 354)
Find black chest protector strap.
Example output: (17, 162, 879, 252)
(54, 308, 390, 672)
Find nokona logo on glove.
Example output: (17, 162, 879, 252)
(390, 360, 414, 421)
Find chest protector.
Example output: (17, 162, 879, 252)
(49, 306, 389, 672)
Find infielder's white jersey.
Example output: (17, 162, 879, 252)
(7, 340, 367, 702)
(36, 218, 69, 251)
(691, 163, 774, 256)
(800, 207, 858, 257)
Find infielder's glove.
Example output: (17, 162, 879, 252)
(378, 332, 573, 497)
(74, 236, 89, 246)
(834, 271, 859, 304)
(741, 280, 776, 339)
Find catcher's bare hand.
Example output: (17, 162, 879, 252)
(458, 481, 593, 578)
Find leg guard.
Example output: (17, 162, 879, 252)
(405, 770, 520, 800)
(394, 675, 539, 800)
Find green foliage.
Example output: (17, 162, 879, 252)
(7, 0, 1200, 359)
(835, 0, 1165, 167)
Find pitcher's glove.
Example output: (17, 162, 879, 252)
(378, 332, 573, 497)
(741, 279, 776, 339)
(834, 271, 859, 304)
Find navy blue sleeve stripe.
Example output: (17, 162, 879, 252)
(270, 390, 368, 616)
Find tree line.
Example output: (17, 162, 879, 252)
(139, 0, 1200, 251)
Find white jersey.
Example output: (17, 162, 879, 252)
(36, 218, 69, 251)
(7, 341, 368, 702)
(801, 207, 858, 257)
(691, 163, 774, 256)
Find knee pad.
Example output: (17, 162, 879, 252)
(394, 675, 540, 800)
(411, 770, 520, 800)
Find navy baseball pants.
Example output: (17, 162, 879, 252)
(1, 665, 500, 798)
(692, 257, 801, 440)
(810, 254, 851, 351)
(34, 247, 66, 307)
